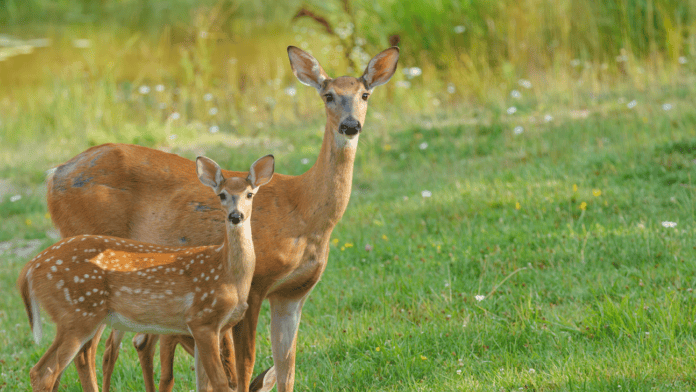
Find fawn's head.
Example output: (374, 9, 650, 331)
(287, 46, 399, 144)
(196, 155, 275, 226)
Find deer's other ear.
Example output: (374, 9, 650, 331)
(248, 155, 275, 189)
(288, 46, 330, 90)
(196, 156, 224, 191)
(361, 47, 400, 90)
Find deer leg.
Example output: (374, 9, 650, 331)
(220, 330, 237, 389)
(133, 333, 159, 392)
(101, 329, 124, 392)
(32, 327, 93, 392)
(269, 296, 307, 392)
(191, 328, 229, 392)
(232, 293, 263, 392)
(249, 366, 277, 392)
(159, 334, 193, 392)
(72, 323, 105, 392)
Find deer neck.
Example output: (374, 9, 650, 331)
(299, 120, 357, 230)
(220, 222, 255, 290)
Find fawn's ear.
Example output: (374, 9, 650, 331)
(196, 156, 224, 191)
(361, 47, 400, 90)
(288, 46, 330, 90)
(248, 155, 274, 189)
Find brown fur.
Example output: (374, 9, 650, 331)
(45, 46, 399, 392)
(21, 156, 273, 392)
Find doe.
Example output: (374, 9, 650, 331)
(17, 155, 274, 392)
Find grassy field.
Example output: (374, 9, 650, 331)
(2, 0, 696, 391)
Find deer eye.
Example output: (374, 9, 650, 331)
(219, 193, 226, 201)
(246, 192, 253, 199)
(324, 93, 334, 103)
(362, 93, 369, 101)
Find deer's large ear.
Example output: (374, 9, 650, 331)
(196, 156, 224, 191)
(288, 46, 330, 90)
(248, 155, 275, 188)
(361, 47, 400, 90)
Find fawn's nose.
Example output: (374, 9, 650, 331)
(228, 212, 244, 225)
(339, 117, 361, 136)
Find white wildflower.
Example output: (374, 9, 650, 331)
(518, 79, 532, 89)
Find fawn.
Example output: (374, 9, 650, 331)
(17, 154, 274, 392)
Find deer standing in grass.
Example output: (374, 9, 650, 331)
(18, 155, 274, 392)
(46, 45, 399, 392)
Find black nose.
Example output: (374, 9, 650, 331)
(228, 212, 243, 225)
(339, 118, 361, 136)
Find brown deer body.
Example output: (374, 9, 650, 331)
(19, 155, 274, 392)
(46, 46, 399, 392)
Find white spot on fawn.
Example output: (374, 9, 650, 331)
(56, 259, 63, 265)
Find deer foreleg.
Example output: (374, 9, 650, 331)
(269, 296, 307, 392)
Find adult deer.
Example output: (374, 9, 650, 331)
(46, 45, 399, 392)
(19, 155, 274, 392)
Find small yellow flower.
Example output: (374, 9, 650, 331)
(44, 213, 51, 220)
(572, 184, 578, 192)
(25, 219, 32, 226)
(332, 238, 339, 245)
(579, 202, 587, 211)
(382, 234, 388, 241)
(592, 189, 602, 197)
(375, 347, 381, 352)
(515, 202, 521, 210)
(383, 144, 392, 151)
(344, 243, 354, 248)
(420, 355, 428, 360)
(340, 247, 345, 251)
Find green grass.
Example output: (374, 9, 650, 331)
(1, 82, 695, 390)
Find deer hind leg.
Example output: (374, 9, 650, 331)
(133, 333, 160, 392)
(73, 324, 105, 392)
(269, 296, 307, 392)
(159, 334, 194, 392)
(31, 326, 98, 392)
(101, 329, 125, 392)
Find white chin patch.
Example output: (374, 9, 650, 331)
(335, 132, 360, 149)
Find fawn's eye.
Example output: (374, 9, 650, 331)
(219, 193, 226, 201)
(246, 192, 253, 199)
(362, 93, 369, 101)
(324, 93, 334, 103)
